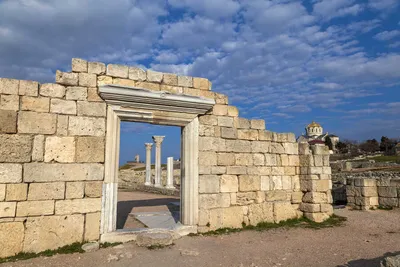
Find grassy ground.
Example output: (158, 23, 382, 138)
(370, 155, 400, 163)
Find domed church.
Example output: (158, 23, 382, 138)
(297, 121, 339, 152)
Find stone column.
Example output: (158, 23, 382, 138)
(166, 157, 175, 189)
(152, 136, 165, 188)
(144, 143, 153, 186)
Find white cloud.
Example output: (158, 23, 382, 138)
(168, 0, 240, 19)
(374, 30, 400, 41)
(313, 0, 363, 20)
(368, 0, 399, 11)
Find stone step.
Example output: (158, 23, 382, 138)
(135, 232, 173, 247)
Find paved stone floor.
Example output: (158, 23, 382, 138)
(117, 191, 180, 229)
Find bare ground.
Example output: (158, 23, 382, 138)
(2, 208, 400, 267)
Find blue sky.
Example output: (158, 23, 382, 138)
(0, 0, 399, 165)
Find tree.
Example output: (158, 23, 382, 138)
(359, 139, 380, 153)
(325, 137, 333, 150)
(380, 136, 390, 152)
(336, 141, 348, 154)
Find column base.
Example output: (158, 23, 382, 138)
(144, 182, 153, 186)
(165, 185, 175, 189)
(154, 184, 163, 188)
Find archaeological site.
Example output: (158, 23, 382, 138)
(0, 58, 334, 258)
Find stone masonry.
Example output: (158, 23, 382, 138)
(0, 58, 333, 257)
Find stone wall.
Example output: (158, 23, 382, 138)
(0, 58, 333, 257)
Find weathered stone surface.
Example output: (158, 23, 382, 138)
(77, 101, 106, 117)
(87, 87, 103, 102)
(31, 135, 44, 162)
(6, 184, 27, 201)
(0, 78, 19, 94)
(57, 115, 68, 136)
(248, 202, 274, 225)
(72, 58, 88, 72)
(44, 136, 75, 163)
(270, 142, 285, 154)
(112, 78, 135, 87)
(160, 84, 183, 94)
(135, 81, 160, 91)
(217, 116, 233, 127)
(220, 175, 238, 193)
(68, 116, 105, 136)
(199, 175, 220, 193)
(16, 200, 54, 216)
(40, 83, 66, 98)
(199, 137, 224, 152)
(250, 119, 265, 130)
(234, 118, 250, 129)
(300, 203, 320, 213)
(379, 197, 398, 207)
(304, 212, 330, 223)
(237, 129, 258, 141)
(50, 99, 77, 115)
(227, 166, 247, 175)
(66, 182, 85, 199)
(0, 164, 22, 183)
(235, 153, 253, 166)
(147, 70, 163, 83)
(302, 192, 328, 204)
(226, 140, 251, 153)
(0, 222, 24, 258)
(88, 62, 106, 75)
(221, 127, 237, 139)
(212, 105, 228, 116)
(23, 215, 84, 253)
(217, 153, 235, 166)
(97, 75, 113, 86)
(107, 64, 128, 78)
(19, 80, 39, 96)
(85, 181, 103, 198)
(136, 232, 173, 247)
(378, 187, 397, 198)
(28, 182, 65, 200)
(18, 111, 57, 134)
(82, 241, 100, 252)
(380, 254, 400, 267)
(0, 184, 5, 201)
(85, 212, 101, 241)
(199, 151, 217, 166)
(21, 96, 50, 112)
(178, 76, 193, 87)
(0, 202, 16, 218)
(239, 175, 260, 192)
(0, 135, 32, 163)
(209, 206, 243, 229)
(211, 166, 226, 175)
(0, 94, 19, 110)
(24, 163, 104, 182)
(55, 198, 101, 214)
(76, 137, 105, 163)
(274, 201, 298, 222)
(56, 71, 78, 86)
(199, 115, 217, 126)
(193, 77, 209, 90)
(66, 86, 87, 100)
(199, 194, 230, 209)
(227, 106, 239, 117)
(128, 67, 146, 81)
(0, 110, 17, 133)
(266, 190, 290, 201)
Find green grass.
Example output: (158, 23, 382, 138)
(100, 242, 123, 248)
(377, 205, 394, 210)
(192, 214, 346, 236)
(147, 244, 174, 250)
(368, 156, 400, 163)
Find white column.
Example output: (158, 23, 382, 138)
(166, 157, 175, 189)
(144, 143, 153, 186)
(152, 136, 165, 188)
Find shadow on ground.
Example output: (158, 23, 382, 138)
(338, 251, 400, 267)
(117, 198, 179, 229)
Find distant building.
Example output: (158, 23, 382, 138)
(297, 121, 339, 153)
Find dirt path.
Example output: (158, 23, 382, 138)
(2, 208, 400, 267)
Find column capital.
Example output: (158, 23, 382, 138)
(145, 143, 153, 150)
(152, 136, 165, 145)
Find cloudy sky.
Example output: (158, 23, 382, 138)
(1, 0, 399, 163)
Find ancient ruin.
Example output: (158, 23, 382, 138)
(0, 58, 333, 258)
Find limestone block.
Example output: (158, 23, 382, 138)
(199, 136, 226, 152)
(68, 116, 105, 136)
(0, 78, 19, 94)
(56, 71, 78, 86)
(361, 186, 378, 197)
(251, 141, 270, 153)
(253, 154, 265, 166)
(199, 193, 230, 209)
(221, 127, 237, 139)
(314, 180, 331, 192)
(298, 143, 310, 155)
(212, 105, 228, 116)
(270, 142, 285, 154)
(18, 111, 56, 134)
(281, 176, 292, 190)
(227, 166, 247, 175)
(235, 192, 256, 205)
(28, 182, 65, 200)
(97, 75, 113, 86)
(358, 179, 377, 187)
(215, 93, 227, 104)
(0, 110, 17, 133)
(239, 175, 260, 191)
(209, 206, 243, 230)
(0, 134, 32, 163)
(308, 167, 323, 175)
(261, 176, 270, 191)
(0, 222, 24, 258)
(77, 101, 106, 117)
(44, 136, 75, 163)
(246, 166, 270, 175)
(0, 202, 16, 218)
(320, 204, 333, 214)
(199, 166, 211, 174)
(284, 166, 296, 176)
(66, 86, 87, 100)
(264, 154, 278, 166)
(198, 209, 210, 226)
(250, 119, 265, 130)
(379, 197, 398, 207)
(378, 187, 397, 198)
(55, 198, 101, 215)
(50, 99, 76, 115)
(199, 125, 215, 136)
(310, 145, 330, 155)
(76, 137, 105, 163)
(235, 153, 253, 166)
(292, 175, 300, 190)
(233, 118, 249, 129)
(288, 155, 299, 166)
(271, 167, 285, 175)
(300, 203, 320, 213)
(21, 97, 49, 113)
(248, 202, 274, 225)
(40, 83, 66, 98)
(23, 215, 84, 253)
(193, 77, 209, 90)
(0, 164, 22, 183)
(19, 80, 39, 96)
(269, 176, 283, 190)
(199, 151, 217, 166)
(266, 190, 290, 201)
(160, 84, 183, 94)
(217, 116, 233, 127)
(227, 106, 239, 117)
(135, 81, 160, 91)
(199, 175, 220, 193)
(85, 212, 101, 241)
(16, 200, 54, 216)
(220, 175, 238, 193)
(217, 153, 235, 166)
(238, 129, 258, 141)
(57, 115, 68, 136)
(6, 184, 27, 201)
(291, 191, 303, 204)
(128, 67, 146, 81)
(279, 154, 288, 166)
(302, 192, 328, 204)
(283, 143, 298, 155)
(226, 140, 251, 153)
(0, 94, 19, 110)
(259, 130, 272, 141)
(199, 115, 218, 126)
(24, 163, 104, 182)
(66, 182, 85, 199)
(146, 70, 163, 83)
(177, 76, 193, 87)
(88, 62, 106, 75)
(72, 58, 88, 72)
(87, 87, 103, 102)
(112, 78, 135, 87)
(0, 184, 4, 201)
(274, 201, 298, 222)
(85, 181, 103, 198)
(106, 64, 128, 78)
(211, 166, 226, 174)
